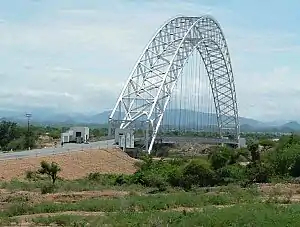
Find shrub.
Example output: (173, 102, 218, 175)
(87, 173, 122, 185)
(167, 167, 185, 188)
(208, 146, 241, 170)
(38, 161, 61, 184)
(276, 134, 300, 151)
(180, 159, 215, 189)
(245, 162, 271, 184)
(87, 172, 102, 181)
(209, 150, 229, 170)
(40, 184, 56, 194)
(290, 155, 300, 177)
(248, 143, 260, 162)
(153, 148, 169, 157)
(114, 175, 131, 185)
(130, 158, 174, 189)
(266, 144, 300, 176)
(7, 137, 26, 151)
(259, 139, 275, 150)
(25, 170, 40, 181)
(235, 148, 250, 162)
(216, 164, 247, 185)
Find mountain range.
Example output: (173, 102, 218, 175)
(0, 108, 300, 132)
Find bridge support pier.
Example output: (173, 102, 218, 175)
(145, 121, 149, 152)
(108, 118, 112, 138)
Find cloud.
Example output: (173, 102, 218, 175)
(0, 1, 299, 121)
(236, 66, 300, 121)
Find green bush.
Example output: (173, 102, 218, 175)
(208, 146, 243, 170)
(259, 139, 275, 150)
(70, 137, 300, 190)
(130, 158, 175, 189)
(25, 170, 42, 181)
(114, 175, 131, 185)
(266, 144, 300, 176)
(87, 173, 123, 186)
(216, 164, 247, 185)
(290, 155, 300, 177)
(277, 134, 300, 150)
(40, 184, 56, 194)
(127, 156, 217, 190)
(7, 137, 26, 151)
(153, 148, 169, 157)
(167, 167, 185, 188)
(248, 143, 260, 162)
(38, 161, 61, 185)
(180, 159, 215, 189)
(209, 149, 229, 170)
(245, 162, 271, 184)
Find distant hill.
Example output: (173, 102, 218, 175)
(281, 121, 300, 131)
(0, 108, 299, 132)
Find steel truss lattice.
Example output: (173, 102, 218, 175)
(109, 15, 240, 153)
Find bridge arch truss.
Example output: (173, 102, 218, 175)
(109, 15, 240, 153)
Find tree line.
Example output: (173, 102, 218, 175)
(0, 120, 108, 151)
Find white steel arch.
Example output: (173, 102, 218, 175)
(109, 15, 240, 153)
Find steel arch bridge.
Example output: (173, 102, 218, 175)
(109, 15, 240, 153)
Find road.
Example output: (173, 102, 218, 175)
(0, 136, 238, 161)
(0, 139, 115, 161)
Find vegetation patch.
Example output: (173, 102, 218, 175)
(2, 127, 300, 226)
(28, 204, 300, 227)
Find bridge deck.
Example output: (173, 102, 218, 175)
(156, 136, 238, 145)
(134, 136, 238, 145)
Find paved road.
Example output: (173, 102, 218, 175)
(0, 139, 115, 161)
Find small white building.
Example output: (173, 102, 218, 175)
(61, 127, 89, 144)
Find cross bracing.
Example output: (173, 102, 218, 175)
(109, 15, 240, 153)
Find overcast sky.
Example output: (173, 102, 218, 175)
(0, 0, 299, 121)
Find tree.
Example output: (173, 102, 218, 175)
(90, 128, 107, 139)
(259, 139, 275, 151)
(0, 121, 19, 149)
(208, 146, 242, 170)
(7, 137, 26, 151)
(248, 142, 260, 162)
(267, 144, 300, 176)
(181, 159, 215, 188)
(48, 131, 61, 139)
(209, 149, 229, 170)
(38, 160, 61, 184)
(277, 133, 300, 150)
(24, 129, 36, 149)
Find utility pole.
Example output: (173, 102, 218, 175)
(25, 113, 32, 149)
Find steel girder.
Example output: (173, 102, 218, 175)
(109, 15, 240, 153)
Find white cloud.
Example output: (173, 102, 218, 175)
(236, 66, 300, 121)
(0, 1, 299, 121)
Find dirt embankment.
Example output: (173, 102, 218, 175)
(0, 148, 138, 181)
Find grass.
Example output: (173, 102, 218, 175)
(32, 215, 92, 227)
(0, 176, 146, 193)
(4, 187, 259, 217)
(0, 177, 299, 226)
(1, 150, 300, 226)
(95, 204, 300, 226)
(29, 204, 300, 227)
(0, 216, 19, 226)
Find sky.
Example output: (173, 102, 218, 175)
(0, 0, 299, 122)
